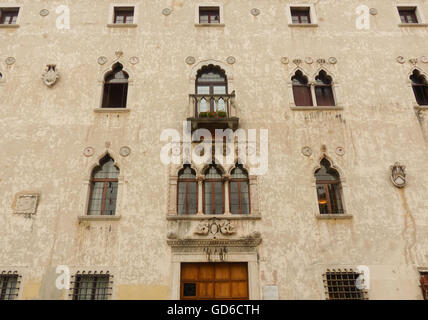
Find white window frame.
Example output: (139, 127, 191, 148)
(395, 3, 428, 26)
(107, 3, 138, 28)
(286, 4, 318, 27)
(195, 3, 225, 27)
(0, 3, 22, 28)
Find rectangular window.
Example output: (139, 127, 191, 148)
(199, 6, 220, 24)
(291, 7, 311, 24)
(71, 273, 111, 300)
(0, 7, 19, 25)
(398, 7, 418, 24)
(421, 273, 428, 300)
(0, 273, 20, 300)
(114, 7, 134, 24)
(324, 270, 367, 300)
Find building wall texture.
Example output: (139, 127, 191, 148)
(0, 0, 428, 299)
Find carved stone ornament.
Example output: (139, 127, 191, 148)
(97, 56, 108, 65)
(194, 218, 236, 237)
(336, 147, 345, 156)
(83, 147, 94, 157)
(409, 58, 418, 65)
(390, 162, 407, 188)
(5, 57, 15, 65)
(42, 64, 59, 87)
(293, 58, 302, 65)
(369, 8, 378, 15)
(328, 57, 338, 64)
(250, 8, 260, 16)
(396, 56, 405, 64)
(280, 57, 289, 64)
(162, 8, 172, 16)
(305, 57, 314, 64)
(317, 58, 326, 65)
(301, 146, 312, 157)
(185, 56, 196, 65)
(421, 56, 428, 64)
(40, 9, 49, 17)
(14, 193, 39, 215)
(120, 146, 131, 157)
(226, 56, 236, 64)
(115, 51, 123, 58)
(129, 56, 139, 65)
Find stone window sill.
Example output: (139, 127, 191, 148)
(316, 214, 353, 220)
(414, 105, 428, 110)
(291, 106, 343, 111)
(398, 23, 428, 27)
(0, 24, 19, 28)
(195, 23, 225, 28)
(288, 23, 318, 28)
(94, 108, 130, 113)
(167, 214, 261, 221)
(78, 215, 121, 222)
(107, 23, 138, 28)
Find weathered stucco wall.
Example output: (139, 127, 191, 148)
(0, 0, 427, 299)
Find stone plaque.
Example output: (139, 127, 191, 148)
(14, 194, 39, 214)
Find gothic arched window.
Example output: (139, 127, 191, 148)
(177, 165, 198, 215)
(102, 63, 129, 108)
(88, 155, 119, 215)
(203, 164, 224, 215)
(410, 70, 428, 106)
(292, 70, 313, 106)
(230, 164, 250, 214)
(196, 65, 228, 113)
(315, 70, 335, 106)
(315, 158, 344, 214)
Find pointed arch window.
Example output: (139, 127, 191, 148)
(196, 65, 228, 113)
(410, 70, 428, 106)
(315, 158, 344, 214)
(292, 70, 313, 106)
(230, 164, 250, 214)
(203, 164, 224, 215)
(102, 63, 129, 108)
(177, 165, 198, 215)
(315, 70, 335, 106)
(88, 155, 119, 216)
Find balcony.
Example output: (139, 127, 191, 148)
(187, 92, 239, 131)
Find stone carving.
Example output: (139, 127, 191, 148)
(97, 56, 108, 65)
(317, 58, 326, 65)
(301, 146, 312, 157)
(250, 8, 260, 16)
(40, 9, 49, 17)
(336, 147, 345, 156)
(305, 57, 314, 64)
(369, 8, 378, 15)
(5, 57, 15, 65)
(120, 146, 131, 157)
(83, 147, 94, 157)
(194, 218, 236, 236)
(409, 58, 418, 65)
(115, 51, 123, 58)
(280, 57, 289, 64)
(162, 8, 172, 16)
(129, 56, 139, 65)
(328, 57, 338, 64)
(42, 64, 59, 87)
(226, 56, 236, 64)
(167, 231, 177, 239)
(185, 56, 196, 65)
(14, 193, 39, 215)
(204, 247, 227, 261)
(293, 59, 302, 65)
(421, 56, 428, 64)
(396, 56, 405, 64)
(390, 162, 406, 188)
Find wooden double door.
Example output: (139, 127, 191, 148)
(180, 263, 249, 300)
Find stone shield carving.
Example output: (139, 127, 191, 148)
(42, 65, 59, 87)
(14, 193, 39, 214)
(390, 162, 406, 188)
(194, 218, 236, 237)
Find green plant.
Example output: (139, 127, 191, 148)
(217, 111, 227, 118)
(199, 112, 208, 118)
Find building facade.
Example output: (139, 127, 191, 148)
(1, 0, 428, 300)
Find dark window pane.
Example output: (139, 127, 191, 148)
(315, 86, 335, 106)
(0, 8, 19, 25)
(317, 184, 329, 214)
(183, 283, 196, 297)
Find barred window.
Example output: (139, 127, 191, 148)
(323, 269, 367, 300)
(114, 7, 134, 24)
(88, 155, 119, 216)
(71, 273, 112, 300)
(0, 272, 20, 300)
(420, 272, 428, 300)
(177, 165, 198, 215)
(291, 7, 311, 24)
(0, 8, 19, 25)
(199, 7, 220, 24)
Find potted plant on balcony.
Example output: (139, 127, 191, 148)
(217, 111, 227, 118)
(199, 112, 209, 118)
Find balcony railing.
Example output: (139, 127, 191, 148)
(187, 92, 239, 130)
